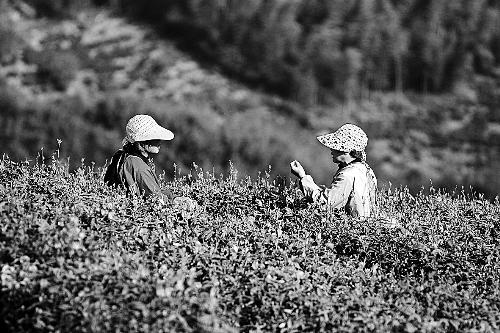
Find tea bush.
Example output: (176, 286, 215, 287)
(1, 155, 499, 332)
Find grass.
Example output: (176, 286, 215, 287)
(0, 154, 499, 332)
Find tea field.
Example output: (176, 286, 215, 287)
(1, 156, 499, 332)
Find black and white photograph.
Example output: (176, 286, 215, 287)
(0, 0, 499, 332)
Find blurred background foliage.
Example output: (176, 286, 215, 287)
(1, 0, 500, 197)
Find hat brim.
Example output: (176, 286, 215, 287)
(141, 125, 174, 141)
(123, 125, 174, 145)
(317, 134, 342, 151)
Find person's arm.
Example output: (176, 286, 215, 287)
(300, 169, 355, 209)
(290, 160, 322, 202)
(299, 175, 321, 200)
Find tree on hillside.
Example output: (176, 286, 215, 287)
(296, 0, 360, 103)
(15, 0, 500, 102)
(233, 0, 302, 92)
(473, 6, 499, 74)
(444, 0, 488, 94)
(405, 0, 448, 92)
(340, 0, 407, 95)
(299, 23, 341, 104)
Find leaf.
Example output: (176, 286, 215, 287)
(405, 323, 418, 333)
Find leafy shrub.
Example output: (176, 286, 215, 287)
(1, 155, 499, 332)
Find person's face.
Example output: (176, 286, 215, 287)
(142, 139, 162, 154)
(330, 149, 348, 164)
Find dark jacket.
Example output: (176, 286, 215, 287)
(104, 144, 172, 200)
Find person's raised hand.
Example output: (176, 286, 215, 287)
(290, 160, 306, 178)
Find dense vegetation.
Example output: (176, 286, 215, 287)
(23, 0, 500, 102)
(1, 155, 499, 332)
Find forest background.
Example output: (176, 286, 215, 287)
(1, 0, 500, 198)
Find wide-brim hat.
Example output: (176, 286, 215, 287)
(317, 123, 368, 152)
(122, 114, 174, 145)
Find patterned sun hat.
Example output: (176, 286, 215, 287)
(122, 115, 174, 145)
(317, 124, 368, 152)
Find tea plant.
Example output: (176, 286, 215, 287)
(1, 155, 499, 332)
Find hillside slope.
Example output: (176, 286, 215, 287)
(0, 4, 329, 179)
(0, 2, 499, 197)
(1, 5, 269, 110)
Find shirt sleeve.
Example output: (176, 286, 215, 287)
(300, 169, 355, 209)
(122, 156, 162, 198)
(300, 175, 321, 199)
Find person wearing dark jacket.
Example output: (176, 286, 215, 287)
(104, 114, 174, 203)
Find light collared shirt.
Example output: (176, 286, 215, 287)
(300, 161, 377, 218)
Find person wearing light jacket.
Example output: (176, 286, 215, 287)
(290, 124, 377, 218)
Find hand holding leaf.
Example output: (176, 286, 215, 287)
(290, 160, 306, 178)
